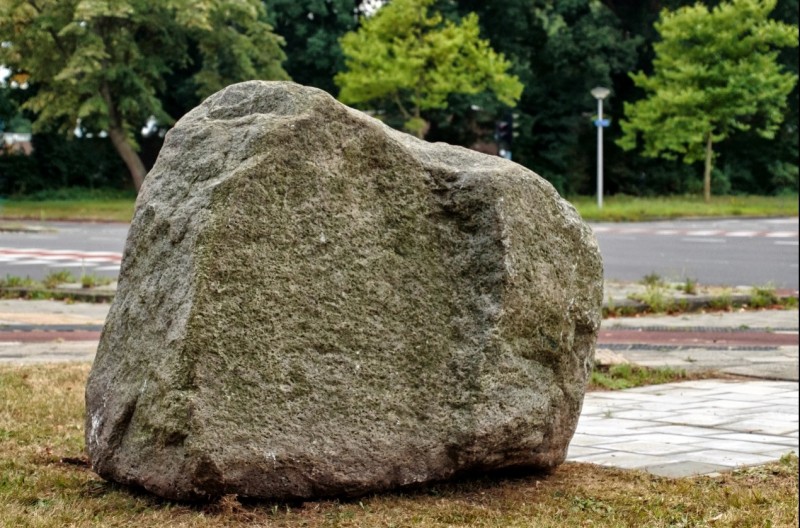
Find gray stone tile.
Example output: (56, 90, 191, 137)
(611, 433, 708, 445)
(759, 397, 800, 406)
(610, 441, 701, 456)
(575, 417, 656, 432)
(650, 414, 739, 427)
(569, 434, 631, 447)
(682, 399, 773, 410)
(579, 404, 615, 416)
(718, 419, 798, 436)
(635, 425, 723, 437)
(566, 445, 610, 458)
(678, 450, 780, 468)
(688, 438, 783, 454)
(706, 432, 799, 447)
(587, 392, 679, 403)
(610, 410, 679, 421)
(748, 412, 799, 423)
(744, 356, 797, 363)
(760, 447, 799, 459)
(722, 384, 797, 395)
(642, 461, 731, 479)
(658, 380, 738, 390)
(576, 380, 799, 474)
(572, 452, 678, 469)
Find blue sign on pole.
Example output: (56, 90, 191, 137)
(593, 118, 611, 128)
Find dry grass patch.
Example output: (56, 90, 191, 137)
(1, 364, 797, 527)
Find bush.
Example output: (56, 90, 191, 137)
(0, 133, 130, 197)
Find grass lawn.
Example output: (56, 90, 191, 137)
(1, 364, 797, 527)
(571, 194, 799, 222)
(0, 193, 797, 224)
(0, 198, 135, 223)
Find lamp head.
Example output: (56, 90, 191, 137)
(591, 86, 611, 100)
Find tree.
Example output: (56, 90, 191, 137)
(424, 1, 639, 194)
(618, 0, 798, 202)
(335, 0, 523, 138)
(0, 0, 288, 191)
(265, 0, 363, 96)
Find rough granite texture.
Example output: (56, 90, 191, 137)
(85, 81, 603, 501)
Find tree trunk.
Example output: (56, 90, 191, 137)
(703, 131, 713, 204)
(100, 83, 147, 192)
(108, 127, 147, 192)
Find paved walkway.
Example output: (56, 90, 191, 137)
(568, 379, 799, 477)
(599, 309, 799, 381)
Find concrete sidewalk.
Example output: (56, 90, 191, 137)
(568, 379, 798, 477)
(599, 309, 799, 381)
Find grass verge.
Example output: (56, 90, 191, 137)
(571, 194, 799, 222)
(0, 273, 115, 303)
(0, 198, 135, 223)
(589, 364, 692, 391)
(1, 364, 797, 527)
(604, 276, 799, 318)
(0, 192, 797, 223)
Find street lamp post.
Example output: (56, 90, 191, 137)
(591, 86, 610, 209)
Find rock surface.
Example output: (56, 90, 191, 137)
(85, 81, 603, 501)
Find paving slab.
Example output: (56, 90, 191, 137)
(569, 379, 800, 478)
(642, 461, 730, 478)
(603, 309, 799, 331)
(0, 299, 110, 326)
(0, 341, 97, 364)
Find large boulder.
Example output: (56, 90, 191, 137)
(86, 81, 603, 501)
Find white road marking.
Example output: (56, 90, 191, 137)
(726, 231, 759, 237)
(685, 230, 723, 236)
(0, 247, 122, 272)
(681, 238, 726, 244)
(8, 259, 56, 265)
(765, 232, 798, 238)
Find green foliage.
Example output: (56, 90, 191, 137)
(630, 283, 674, 313)
(750, 284, 779, 308)
(335, 0, 523, 137)
(640, 272, 664, 288)
(709, 290, 735, 310)
(80, 274, 112, 289)
(0, 275, 37, 288)
(0, 0, 288, 190)
(680, 277, 698, 295)
(619, 0, 799, 200)
(0, 134, 128, 196)
(590, 364, 689, 390)
(424, 0, 640, 194)
(42, 270, 75, 289)
(265, 0, 361, 95)
(571, 193, 799, 221)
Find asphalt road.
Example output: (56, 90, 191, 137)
(0, 222, 127, 281)
(0, 217, 797, 289)
(592, 217, 798, 289)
